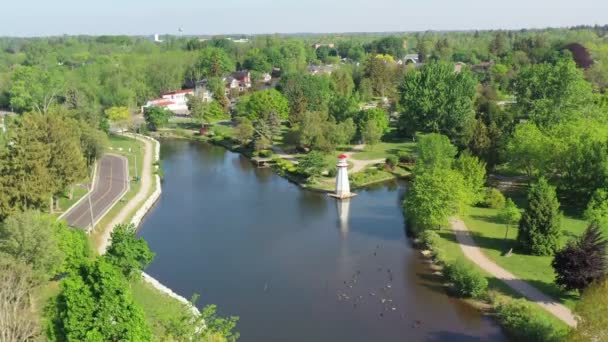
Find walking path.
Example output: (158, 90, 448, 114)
(450, 218, 577, 327)
(271, 144, 384, 173)
(96, 134, 154, 254)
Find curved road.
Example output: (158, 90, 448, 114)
(62, 154, 129, 230)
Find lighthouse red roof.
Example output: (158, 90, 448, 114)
(338, 154, 348, 159)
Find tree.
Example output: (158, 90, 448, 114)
(584, 188, 608, 231)
(105, 106, 131, 131)
(236, 89, 289, 121)
(277, 73, 334, 124)
(517, 178, 562, 256)
(0, 256, 40, 342)
(0, 210, 63, 278)
(505, 122, 550, 178)
(331, 118, 357, 146)
(368, 36, 406, 59)
(404, 168, 469, 231)
(363, 54, 397, 98)
(552, 224, 607, 292)
(294, 111, 336, 152)
(234, 117, 255, 144)
(55, 221, 91, 274)
(513, 58, 594, 128)
(328, 95, 359, 122)
(79, 124, 108, 167)
(453, 151, 487, 205)
(8, 65, 64, 113)
(414, 133, 458, 173)
(361, 120, 382, 147)
(143, 106, 171, 131)
(569, 279, 608, 341)
(297, 151, 326, 178)
(398, 62, 477, 145)
(46, 258, 152, 341)
(197, 47, 235, 78)
(105, 223, 154, 279)
(356, 108, 389, 135)
(497, 199, 522, 241)
(331, 66, 355, 96)
(243, 48, 271, 73)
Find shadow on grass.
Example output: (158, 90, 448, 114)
(470, 214, 504, 225)
(506, 278, 580, 305)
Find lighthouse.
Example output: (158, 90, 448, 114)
(331, 154, 356, 199)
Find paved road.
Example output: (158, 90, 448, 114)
(450, 218, 577, 327)
(62, 154, 129, 230)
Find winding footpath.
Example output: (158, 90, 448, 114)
(450, 218, 577, 327)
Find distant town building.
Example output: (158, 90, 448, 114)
(152, 34, 163, 43)
(227, 37, 250, 44)
(312, 43, 335, 49)
(308, 64, 334, 75)
(194, 81, 214, 102)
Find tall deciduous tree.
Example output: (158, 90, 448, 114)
(8, 65, 64, 113)
(453, 151, 487, 205)
(414, 133, 458, 173)
(497, 199, 521, 241)
(356, 108, 389, 135)
(513, 58, 594, 128)
(236, 89, 289, 121)
(0, 257, 40, 342)
(104, 223, 154, 279)
(105, 106, 132, 131)
(398, 62, 477, 145)
(197, 47, 235, 78)
(552, 224, 607, 292)
(143, 106, 171, 131)
(517, 178, 562, 255)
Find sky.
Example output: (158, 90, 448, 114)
(2, 0, 608, 37)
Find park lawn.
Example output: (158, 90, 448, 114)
(56, 185, 89, 215)
(461, 206, 587, 309)
(351, 140, 416, 160)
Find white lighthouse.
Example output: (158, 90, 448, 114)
(331, 154, 356, 199)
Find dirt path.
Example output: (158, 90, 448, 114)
(450, 218, 577, 327)
(96, 134, 154, 254)
(343, 144, 385, 173)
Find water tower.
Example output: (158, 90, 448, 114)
(330, 154, 356, 199)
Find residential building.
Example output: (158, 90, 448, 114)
(312, 43, 335, 49)
(143, 89, 193, 114)
(308, 64, 334, 75)
(194, 81, 214, 102)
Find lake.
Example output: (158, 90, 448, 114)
(138, 139, 507, 342)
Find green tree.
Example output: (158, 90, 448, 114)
(453, 151, 487, 205)
(569, 279, 608, 341)
(234, 117, 255, 144)
(363, 54, 397, 98)
(197, 47, 235, 78)
(236, 89, 289, 121)
(361, 120, 382, 147)
(277, 73, 334, 124)
(8, 65, 64, 113)
(584, 188, 608, 231)
(398, 62, 477, 145)
(331, 118, 357, 146)
(0, 210, 63, 278)
(79, 124, 108, 167)
(497, 198, 522, 241)
(55, 221, 91, 274)
(297, 151, 327, 178)
(47, 258, 152, 341)
(104, 106, 131, 131)
(328, 95, 359, 122)
(294, 111, 336, 152)
(517, 178, 562, 256)
(144, 106, 171, 131)
(104, 223, 154, 279)
(513, 58, 594, 128)
(331, 66, 355, 96)
(552, 224, 607, 292)
(243, 48, 271, 73)
(414, 133, 458, 173)
(404, 168, 469, 231)
(505, 122, 550, 178)
(356, 108, 390, 135)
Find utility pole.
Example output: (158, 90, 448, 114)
(87, 162, 96, 232)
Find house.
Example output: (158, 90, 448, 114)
(260, 72, 272, 83)
(307, 65, 334, 75)
(143, 89, 193, 114)
(194, 81, 214, 102)
(232, 70, 251, 90)
(312, 43, 335, 49)
(402, 54, 419, 65)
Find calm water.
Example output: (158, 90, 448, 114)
(138, 140, 508, 342)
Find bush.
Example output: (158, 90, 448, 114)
(494, 298, 568, 342)
(398, 151, 414, 164)
(258, 149, 273, 158)
(327, 167, 337, 178)
(385, 156, 398, 169)
(484, 188, 506, 209)
(419, 230, 441, 250)
(443, 259, 488, 298)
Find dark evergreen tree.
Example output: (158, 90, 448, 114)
(517, 178, 562, 255)
(552, 224, 608, 292)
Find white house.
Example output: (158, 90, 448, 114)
(144, 89, 193, 114)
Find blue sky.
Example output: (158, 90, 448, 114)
(3, 0, 608, 36)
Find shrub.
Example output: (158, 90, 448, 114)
(327, 167, 337, 178)
(258, 149, 273, 158)
(443, 259, 488, 298)
(385, 156, 398, 169)
(494, 298, 568, 342)
(419, 230, 441, 250)
(398, 151, 414, 163)
(484, 188, 506, 209)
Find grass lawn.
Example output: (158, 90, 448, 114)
(56, 185, 89, 215)
(461, 206, 586, 309)
(131, 277, 193, 337)
(351, 140, 417, 160)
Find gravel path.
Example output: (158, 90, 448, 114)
(450, 218, 577, 327)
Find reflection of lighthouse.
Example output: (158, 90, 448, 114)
(336, 199, 351, 235)
(330, 154, 356, 199)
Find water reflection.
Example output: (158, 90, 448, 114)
(336, 199, 351, 236)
